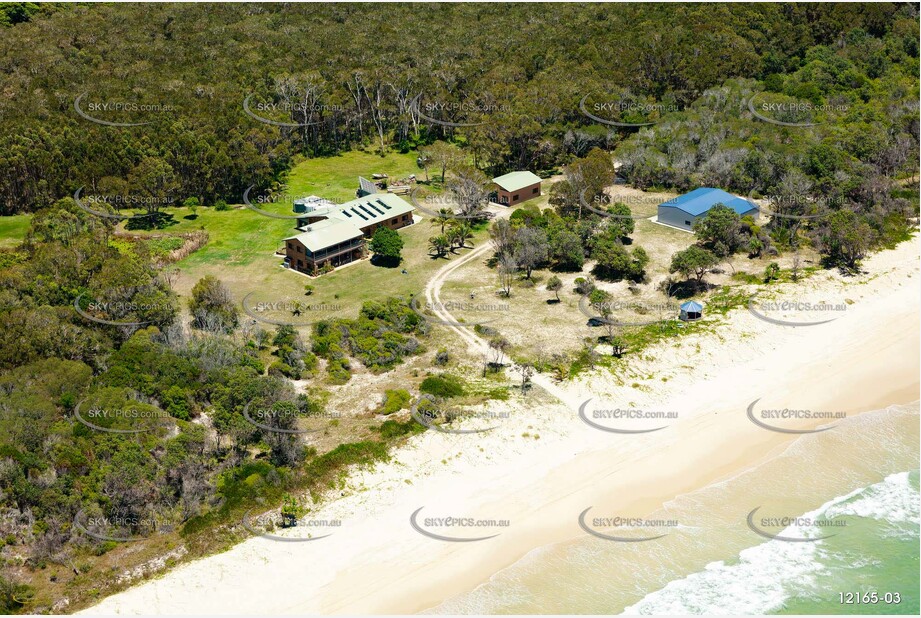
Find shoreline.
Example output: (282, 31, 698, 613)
(431, 405, 920, 616)
(82, 239, 920, 616)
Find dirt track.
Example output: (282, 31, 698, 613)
(421, 206, 588, 412)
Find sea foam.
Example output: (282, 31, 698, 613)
(621, 472, 919, 615)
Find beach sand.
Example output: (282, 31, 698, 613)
(81, 239, 920, 615)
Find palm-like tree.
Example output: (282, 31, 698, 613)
(448, 221, 473, 250)
(430, 208, 454, 235)
(428, 235, 450, 257)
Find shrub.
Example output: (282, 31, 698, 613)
(573, 276, 596, 296)
(189, 276, 238, 332)
(161, 385, 192, 420)
(588, 288, 611, 306)
(326, 358, 351, 384)
(272, 325, 298, 349)
(300, 352, 318, 377)
(376, 418, 425, 439)
(764, 262, 780, 282)
(303, 441, 389, 481)
(378, 389, 411, 415)
(311, 298, 424, 372)
(0, 575, 33, 614)
(473, 324, 497, 337)
(280, 494, 304, 527)
(268, 361, 298, 379)
(420, 374, 465, 398)
(546, 275, 563, 301)
(591, 238, 648, 282)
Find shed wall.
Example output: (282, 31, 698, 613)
(657, 206, 696, 231)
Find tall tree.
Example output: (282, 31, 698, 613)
(692, 203, 743, 258)
(669, 246, 719, 283)
(513, 227, 549, 279)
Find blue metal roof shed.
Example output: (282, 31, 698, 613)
(657, 187, 758, 231)
(680, 301, 703, 321)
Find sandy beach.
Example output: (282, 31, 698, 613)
(82, 238, 920, 616)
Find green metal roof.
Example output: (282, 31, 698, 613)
(329, 193, 415, 226)
(492, 171, 542, 193)
(286, 192, 416, 253)
(285, 218, 363, 253)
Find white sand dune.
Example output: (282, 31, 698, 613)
(81, 238, 920, 615)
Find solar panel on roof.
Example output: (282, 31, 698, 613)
(351, 208, 368, 221)
(376, 199, 391, 210)
(358, 176, 378, 196)
(366, 201, 385, 215)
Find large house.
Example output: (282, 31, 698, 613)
(283, 193, 415, 275)
(492, 171, 542, 206)
(656, 187, 758, 232)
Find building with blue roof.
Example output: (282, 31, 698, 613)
(679, 300, 703, 321)
(657, 187, 758, 231)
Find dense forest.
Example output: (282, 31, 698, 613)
(0, 2, 917, 214)
(0, 2, 918, 613)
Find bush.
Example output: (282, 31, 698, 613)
(279, 494, 304, 527)
(764, 262, 780, 282)
(376, 418, 425, 439)
(473, 324, 497, 337)
(303, 441, 389, 480)
(214, 199, 229, 211)
(300, 352, 318, 377)
(420, 374, 465, 398)
(326, 358, 351, 384)
(0, 575, 33, 613)
(268, 361, 298, 379)
(162, 385, 192, 420)
(591, 238, 649, 282)
(189, 276, 238, 332)
(378, 389, 411, 415)
(546, 275, 563, 300)
(573, 276, 596, 296)
(588, 288, 611, 306)
(311, 298, 424, 372)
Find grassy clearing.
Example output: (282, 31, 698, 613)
(0, 214, 31, 248)
(135, 206, 490, 324)
(117, 150, 487, 326)
(284, 149, 421, 202)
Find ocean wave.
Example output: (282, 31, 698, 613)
(824, 471, 920, 526)
(621, 471, 919, 615)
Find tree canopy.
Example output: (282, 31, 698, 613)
(369, 227, 404, 265)
(0, 3, 915, 221)
(669, 246, 720, 283)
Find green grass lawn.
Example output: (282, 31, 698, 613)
(0, 214, 32, 248)
(152, 206, 488, 325)
(283, 149, 422, 202)
(122, 149, 483, 325)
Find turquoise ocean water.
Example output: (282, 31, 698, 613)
(428, 404, 920, 615)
